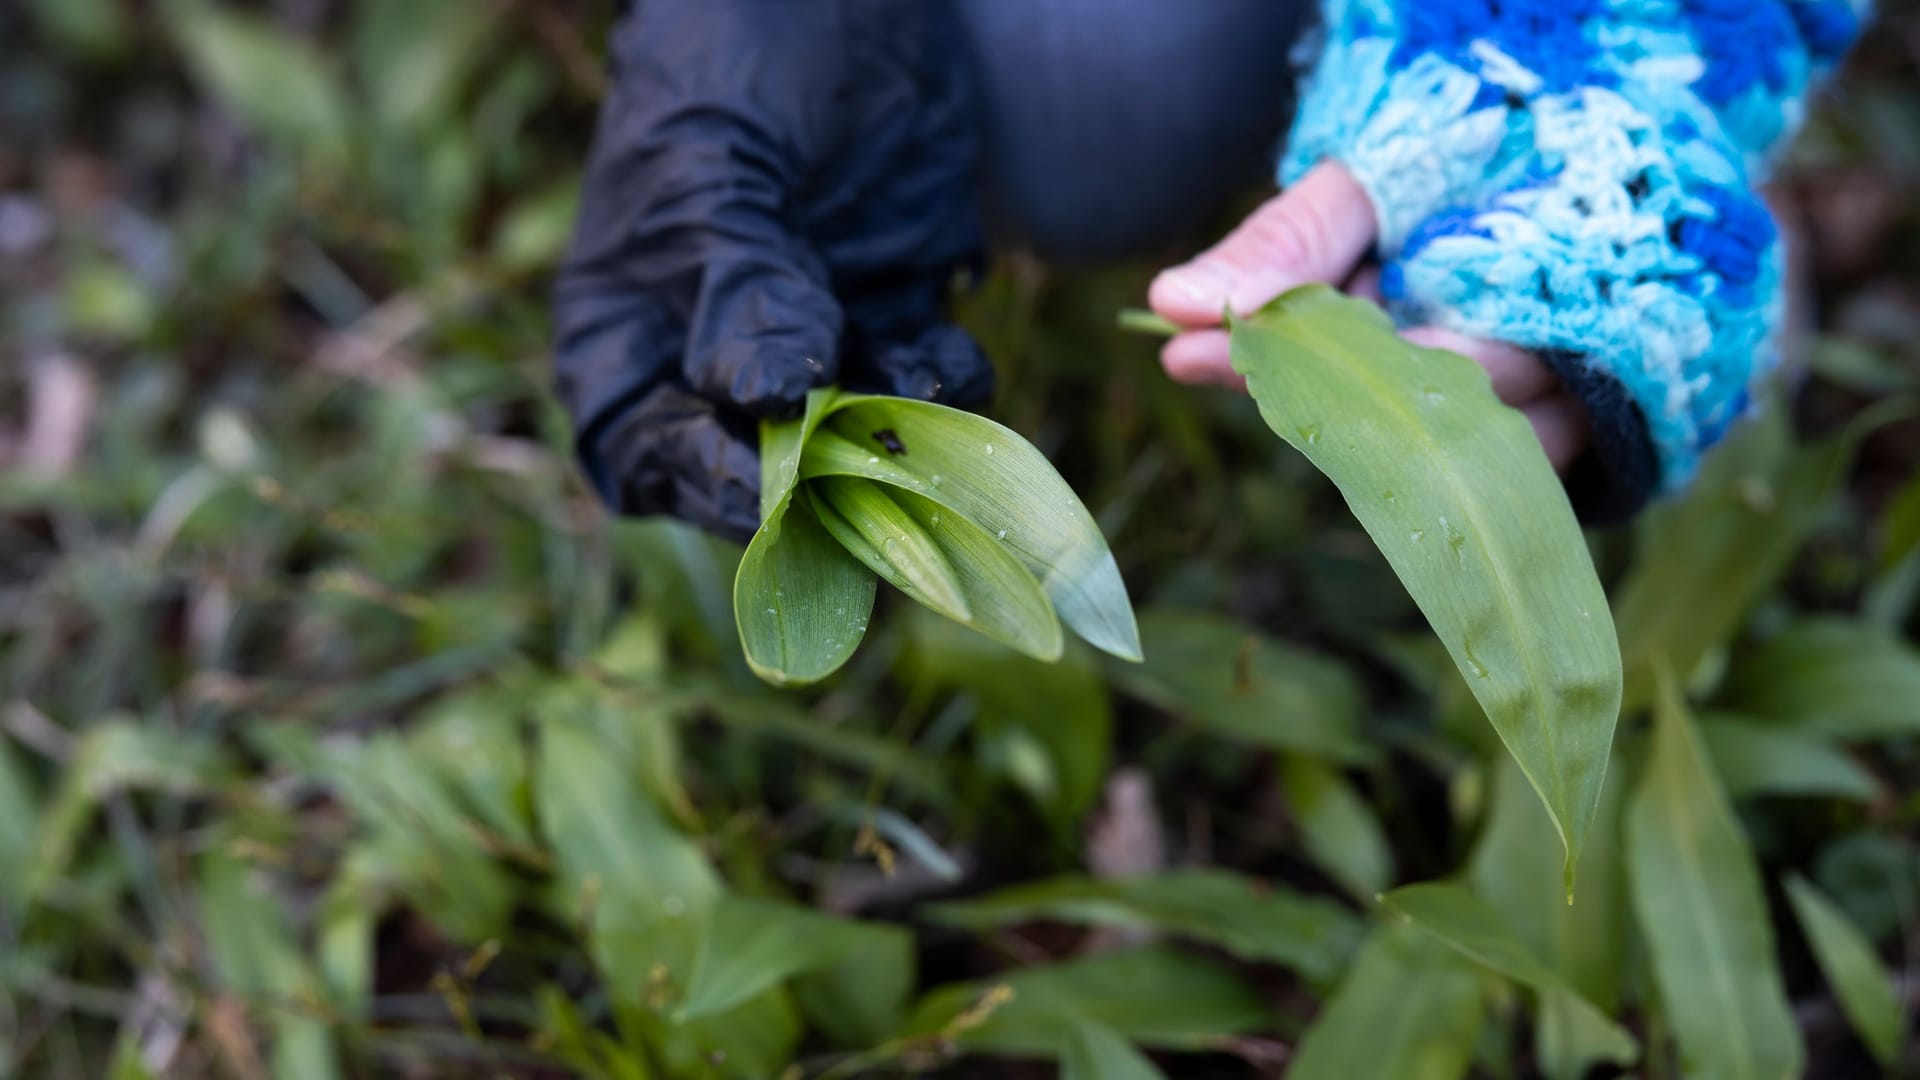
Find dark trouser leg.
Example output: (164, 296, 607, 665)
(954, 0, 1315, 262)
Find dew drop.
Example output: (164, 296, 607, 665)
(1410, 529, 1427, 544)
(1423, 386, 1445, 405)
(1441, 515, 1466, 560)
(983, 444, 994, 455)
(835, 607, 846, 615)
(1462, 639, 1490, 679)
(996, 529, 1008, 540)
(867, 456, 880, 464)
(764, 608, 777, 616)
(1297, 424, 1322, 446)
(931, 474, 944, 486)
(1381, 490, 1397, 503)
(930, 513, 942, 526)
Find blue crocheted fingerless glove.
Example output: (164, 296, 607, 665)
(1283, 0, 1867, 517)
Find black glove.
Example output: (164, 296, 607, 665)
(553, 0, 995, 544)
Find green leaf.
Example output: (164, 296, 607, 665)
(679, 897, 889, 1021)
(736, 394, 877, 685)
(792, 923, 917, 1048)
(1626, 664, 1802, 1080)
(925, 869, 1363, 984)
(1615, 401, 1910, 709)
(1062, 1021, 1170, 1080)
(350, 0, 495, 130)
(905, 946, 1268, 1056)
(1288, 923, 1485, 1080)
(535, 718, 720, 995)
(1784, 874, 1905, 1068)
(1230, 287, 1619, 890)
(1699, 715, 1881, 801)
(198, 847, 342, 1080)
(1111, 608, 1372, 762)
(1720, 619, 1920, 739)
(800, 395, 1140, 661)
(812, 474, 970, 619)
(166, 0, 350, 161)
(1280, 755, 1394, 902)
(1382, 883, 1638, 1068)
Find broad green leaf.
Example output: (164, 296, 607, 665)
(1468, 755, 1628, 1011)
(1382, 883, 1637, 1069)
(679, 897, 890, 1021)
(1062, 1021, 1169, 1080)
(1281, 755, 1394, 902)
(1720, 619, 1920, 739)
(1880, 471, 1920, 570)
(812, 475, 970, 620)
(1616, 401, 1910, 709)
(793, 923, 916, 1048)
(166, 0, 350, 161)
(1111, 608, 1372, 762)
(736, 393, 876, 684)
(1699, 715, 1881, 801)
(800, 395, 1141, 661)
(535, 719, 720, 990)
(925, 869, 1363, 984)
(1626, 665, 1802, 1080)
(905, 946, 1268, 1056)
(1288, 923, 1484, 1080)
(1231, 287, 1619, 889)
(1785, 874, 1905, 1068)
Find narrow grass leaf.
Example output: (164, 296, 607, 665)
(1720, 618, 1920, 739)
(166, 1, 350, 161)
(1383, 883, 1637, 1068)
(1063, 1021, 1170, 1080)
(1112, 608, 1372, 762)
(800, 396, 1141, 661)
(1230, 286, 1619, 890)
(1288, 923, 1485, 1080)
(1626, 664, 1802, 1080)
(1784, 874, 1905, 1068)
(925, 868, 1363, 985)
(1699, 715, 1882, 801)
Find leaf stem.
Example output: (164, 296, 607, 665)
(1115, 308, 1181, 338)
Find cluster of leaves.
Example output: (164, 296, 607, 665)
(4, 1, 1920, 1078)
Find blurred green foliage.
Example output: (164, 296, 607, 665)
(3, 1, 1920, 1078)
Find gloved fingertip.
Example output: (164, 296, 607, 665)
(856, 324, 995, 407)
(702, 332, 840, 417)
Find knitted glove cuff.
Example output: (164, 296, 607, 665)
(1282, 0, 1865, 496)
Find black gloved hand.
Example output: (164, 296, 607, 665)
(553, 0, 994, 544)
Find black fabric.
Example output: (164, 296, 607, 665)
(553, 0, 993, 543)
(1540, 350, 1662, 526)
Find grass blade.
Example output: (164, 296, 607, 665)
(1230, 286, 1619, 892)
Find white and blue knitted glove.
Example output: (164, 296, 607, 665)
(1283, 0, 1866, 518)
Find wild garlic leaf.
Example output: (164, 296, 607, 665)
(811, 476, 970, 622)
(734, 391, 877, 685)
(1230, 286, 1620, 893)
(1626, 664, 1803, 1080)
(799, 395, 1141, 662)
(1382, 883, 1638, 1069)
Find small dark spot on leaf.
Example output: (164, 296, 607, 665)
(872, 429, 907, 456)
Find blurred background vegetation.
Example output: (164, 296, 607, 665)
(3, 1, 1920, 1077)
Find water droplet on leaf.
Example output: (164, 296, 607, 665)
(983, 444, 994, 455)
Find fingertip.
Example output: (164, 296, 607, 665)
(1149, 262, 1233, 326)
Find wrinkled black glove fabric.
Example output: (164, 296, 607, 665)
(554, 0, 993, 543)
